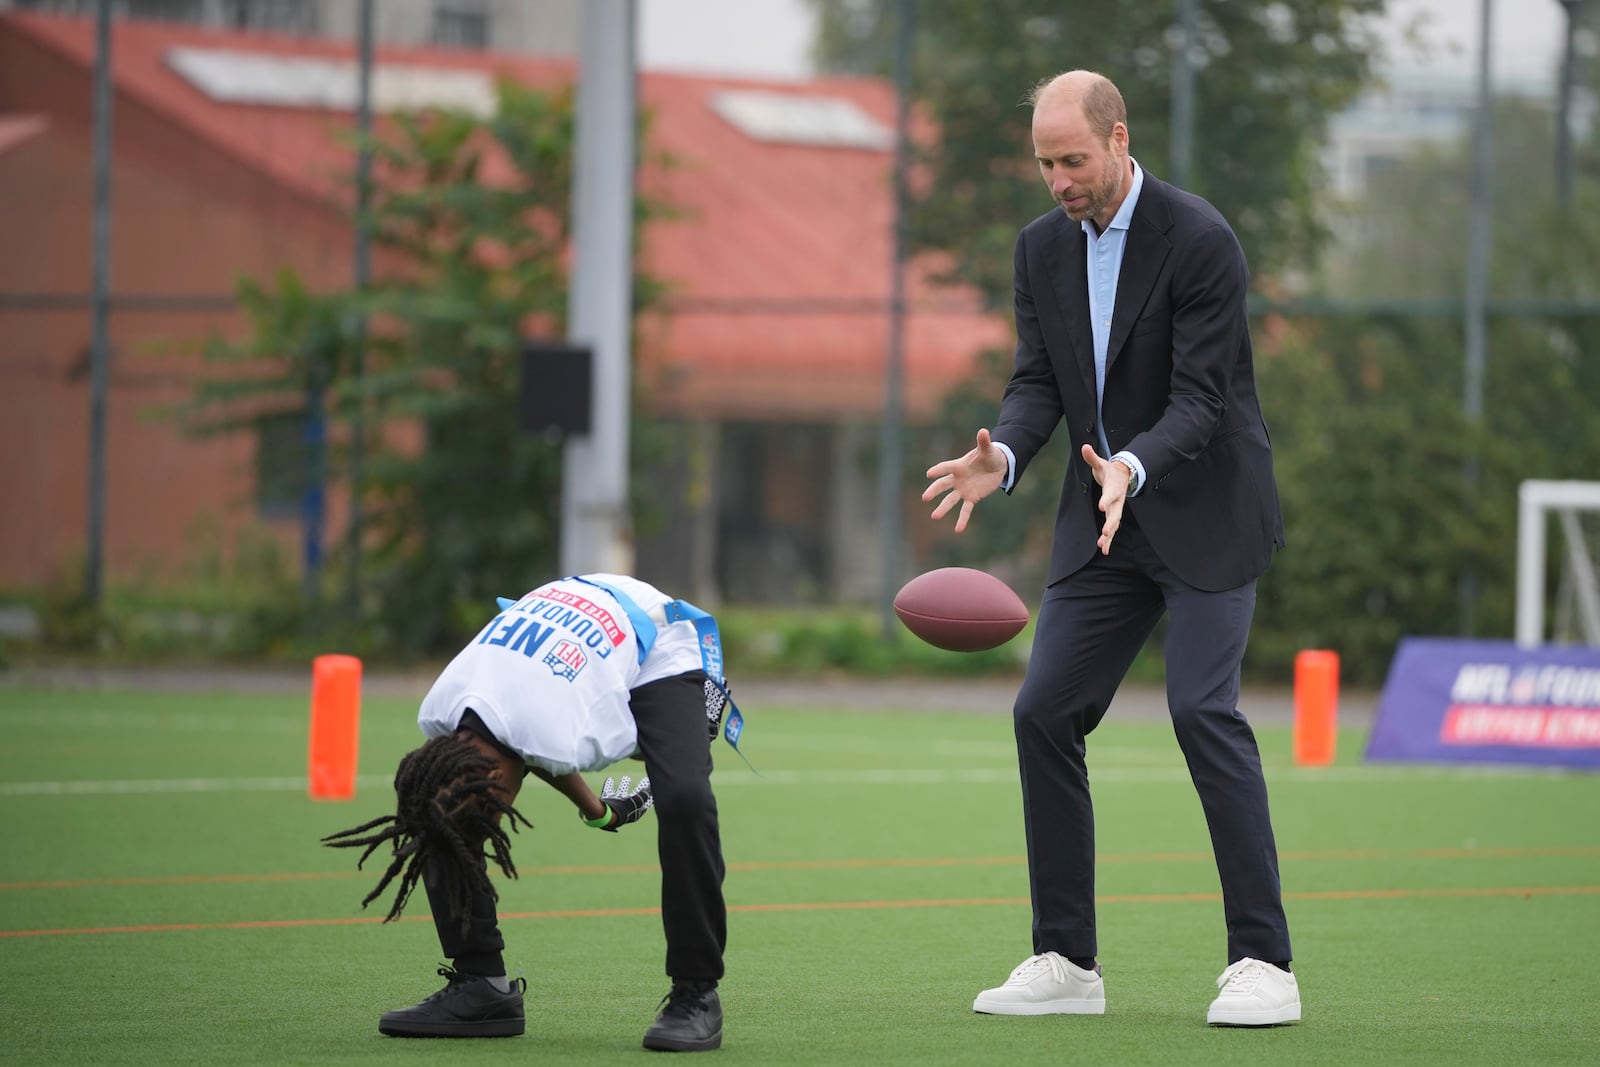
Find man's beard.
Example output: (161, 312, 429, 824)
(1063, 155, 1123, 222)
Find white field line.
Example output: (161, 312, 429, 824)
(0, 775, 396, 796)
(0, 763, 1561, 796)
(0, 707, 305, 735)
(0, 707, 421, 741)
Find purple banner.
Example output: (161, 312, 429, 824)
(1365, 638, 1600, 771)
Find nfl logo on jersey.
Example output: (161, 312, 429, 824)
(544, 640, 587, 681)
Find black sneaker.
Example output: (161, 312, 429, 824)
(642, 982, 723, 1052)
(378, 966, 526, 1038)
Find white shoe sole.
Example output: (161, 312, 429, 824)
(1206, 1003, 1301, 1026)
(973, 996, 1106, 1016)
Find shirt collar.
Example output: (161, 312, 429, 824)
(1082, 158, 1144, 238)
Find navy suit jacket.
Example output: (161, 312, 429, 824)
(993, 173, 1285, 592)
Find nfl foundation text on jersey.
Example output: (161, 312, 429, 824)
(491, 581, 754, 768)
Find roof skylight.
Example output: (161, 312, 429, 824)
(710, 89, 892, 150)
(166, 46, 496, 116)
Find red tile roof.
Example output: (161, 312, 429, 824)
(0, 11, 1008, 419)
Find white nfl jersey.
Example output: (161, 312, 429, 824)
(417, 574, 704, 775)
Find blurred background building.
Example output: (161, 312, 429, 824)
(0, 5, 1001, 609)
(0, 0, 579, 51)
(1323, 69, 1590, 200)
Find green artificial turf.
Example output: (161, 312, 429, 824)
(1, 684, 1598, 1065)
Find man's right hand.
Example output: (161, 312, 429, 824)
(922, 428, 1008, 533)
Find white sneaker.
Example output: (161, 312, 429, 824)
(1206, 958, 1301, 1026)
(972, 952, 1106, 1015)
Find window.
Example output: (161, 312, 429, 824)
(1361, 153, 1401, 186)
(216, 0, 319, 34)
(9, 0, 119, 14)
(432, 0, 490, 49)
(125, 0, 205, 21)
(10, 0, 318, 32)
(256, 412, 312, 520)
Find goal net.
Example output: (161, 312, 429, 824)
(1516, 481, 1600, 648)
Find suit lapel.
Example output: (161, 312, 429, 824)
(1040, 211, 1099, 402)
(1104, 177, 1173, 377)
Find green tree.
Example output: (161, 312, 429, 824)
(349, 82, 577, 651)
(811, 0, 1385, 302)
(182, 79, 672, 654)
(163, 265, 357, 656)
(1249, 312, 1523, 683)
(1282, 91, 1600, 675)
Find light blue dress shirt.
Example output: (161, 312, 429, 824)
(998, 159, 1148, 496)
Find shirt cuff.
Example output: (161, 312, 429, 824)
(1111, 450, 1146, 495)
(994, 441, 1018, 492)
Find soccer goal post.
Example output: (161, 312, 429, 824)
(1515, 480, 1600, 648)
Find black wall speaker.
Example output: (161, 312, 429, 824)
(520, 341, 593, 438)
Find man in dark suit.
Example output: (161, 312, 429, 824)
(922, 70, 1299, 1026)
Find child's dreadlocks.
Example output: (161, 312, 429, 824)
(321, 733, 532, 937)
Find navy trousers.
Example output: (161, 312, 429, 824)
(1013, 512, 1292, 966)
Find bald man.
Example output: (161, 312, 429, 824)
(923, 71, 1299, 1027)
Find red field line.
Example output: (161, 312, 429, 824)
(4, 884, 1598, 939)
(5, 844, 1598, 891)
(0, 871, 368, 891)
(726, 885, 1600, 913)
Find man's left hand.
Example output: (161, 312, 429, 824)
(1081, 444, 1131, 556)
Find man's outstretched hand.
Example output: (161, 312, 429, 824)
(923, 428, 1008, 533)
(1080, 444, 1132, 556)
(595, 775, 653, 831)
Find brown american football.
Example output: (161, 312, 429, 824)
(893, 567, 1029, 652)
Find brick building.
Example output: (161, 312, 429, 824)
(0, 10, 1007, 603)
